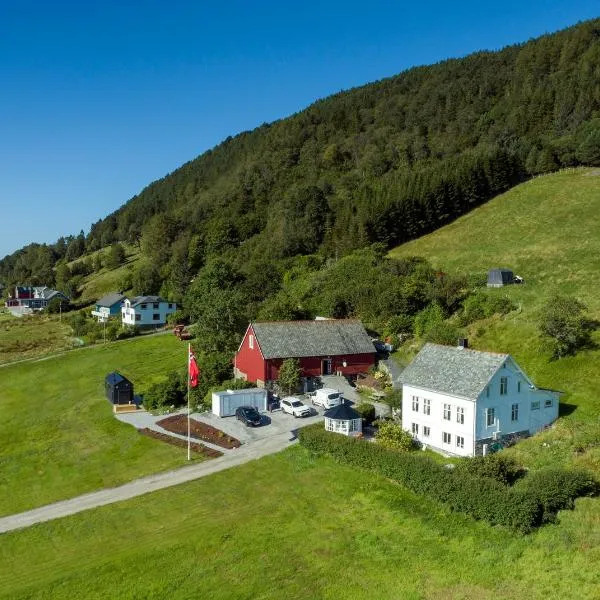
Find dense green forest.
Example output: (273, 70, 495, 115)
(2, 19, 600, 347)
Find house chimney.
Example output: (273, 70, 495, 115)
(457, 338, 468, 349)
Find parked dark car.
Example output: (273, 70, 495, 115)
(235, 405, 262, 427)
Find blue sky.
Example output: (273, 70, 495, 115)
(1, 1, 598, 258)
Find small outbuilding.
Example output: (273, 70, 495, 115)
(105, 372, 134, 406)
(324, 403, 362, 437)
(212, 388, 268, 417)
(487, 269, 514, 287)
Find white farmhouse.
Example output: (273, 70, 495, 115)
(121, 296, 176, 327)
(400, 342, 560, 457)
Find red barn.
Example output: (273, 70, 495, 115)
(234, 320, 376, 387)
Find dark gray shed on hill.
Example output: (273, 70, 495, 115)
(105, 372, 134, 405)
(487, 269, 514, 287)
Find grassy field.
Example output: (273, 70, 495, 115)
(68, 244, 140, 304)
(0, 445, 599, 600)
(2, 169, 600, 599)
(391, 168, 600, 474)
(0, 333, 195, 517)
(0, 312, 75, 365)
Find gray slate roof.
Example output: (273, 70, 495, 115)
(97, 292, 125, 307)
(251, 320, 375, 360)
(400, 343, 508, 400)
(129, 296, 167, 307)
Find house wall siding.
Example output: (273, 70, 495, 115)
(122, 301, 176, 326)
(475, 358, 558, 440)
(402, 384, 476, 456)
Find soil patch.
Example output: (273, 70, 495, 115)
(139, 428, 223, 457)
(157, 415, 241, 449)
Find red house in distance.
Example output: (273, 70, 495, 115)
(234, 320, 376, 388)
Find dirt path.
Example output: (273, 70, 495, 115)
(0, 430, 299, 535)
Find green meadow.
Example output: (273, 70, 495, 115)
(0, 446, 599, 600)
(0, 334, 194, 517)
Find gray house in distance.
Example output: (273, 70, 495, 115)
(487, 269, 514, 287)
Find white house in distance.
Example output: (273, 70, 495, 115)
(400, 341, 560, 457)
(121, 296, 176, 327)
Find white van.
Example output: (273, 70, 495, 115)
(310, 388, 343, 409)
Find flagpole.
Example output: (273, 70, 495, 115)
(187, 342, 191, 462)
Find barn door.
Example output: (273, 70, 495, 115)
(321, 359, 332, 375)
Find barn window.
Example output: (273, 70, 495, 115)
(249, 335, 254, 349)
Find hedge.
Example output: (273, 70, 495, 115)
(297, 424, 596, 532)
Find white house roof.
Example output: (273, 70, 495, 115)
(400, 343, 508, 399)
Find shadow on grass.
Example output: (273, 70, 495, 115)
(559, 402, 578, 417)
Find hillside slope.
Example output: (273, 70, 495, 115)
(2, 18, 600, 297)
(391, 168, 600, 468)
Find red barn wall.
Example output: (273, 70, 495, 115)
(234, 326, 266, 383)
(266, 353, 375, 381)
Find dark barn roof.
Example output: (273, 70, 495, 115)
(105, 372, 131, 387)
(324, 403, 361, 420)
(251, 320, 375, 360)
(97, 292, 126, 307)
(487, 269, 514, 286)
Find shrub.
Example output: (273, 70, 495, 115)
(454, 454, 525, 485)
(355, 403, 376, 425)
(298, 424, 541, 532)
(375, 420, 417, 451)
(515, 468, 598, 522)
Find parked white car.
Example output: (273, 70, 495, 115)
(309, 388, 343, 409)
(280, 397, 311, 418)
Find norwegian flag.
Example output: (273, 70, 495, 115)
(188, 346, 200, 388)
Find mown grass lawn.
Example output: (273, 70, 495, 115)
(0, 445, 599, 600)
(0, 333, 196, 517)
(0, 313, 75, 365)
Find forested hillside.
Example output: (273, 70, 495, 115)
(2, 19, 600, 325)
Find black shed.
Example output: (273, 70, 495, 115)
(487, 269, 514, 287)
(105, 372, 134, 405)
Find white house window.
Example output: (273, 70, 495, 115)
(486, 407, 495, 427)
(456, 436, 464, 449)
(443, 432, 451, 445)
(511, 403, 519, 422)
(349, 419, 360, 432)
(423, 398, 431, 415)
(423, 426, 430, 437)
(456, 406, 464, 425)
(443, 404, 451, 420)
(249, 335, 254, 349)
(411, 423, 419, 435)
(531, 401, 540, 410)
(412, 396, 419, 412)
(544, 399, 553, 408)
(500, 377, 508, 395)
(326, 419, 334, 432)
